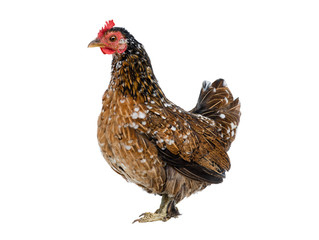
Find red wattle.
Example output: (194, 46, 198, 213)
(100, 47, 116, 54)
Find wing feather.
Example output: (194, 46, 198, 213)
(145, 101, 230, 184)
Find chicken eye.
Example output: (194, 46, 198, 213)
(109, 35, 117, 42)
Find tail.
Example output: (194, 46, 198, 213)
(191, 79, 241, 150)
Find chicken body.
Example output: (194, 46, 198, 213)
(90, 22, 241, 223)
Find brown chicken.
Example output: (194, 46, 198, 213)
(88, 20, 241, 223)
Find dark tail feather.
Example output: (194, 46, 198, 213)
(191, 79, 241, 150)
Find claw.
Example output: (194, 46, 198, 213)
(132, 212, 169, 223)
(132, 219, 139, 224)
(133, 213, 149, 223)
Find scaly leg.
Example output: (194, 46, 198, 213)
(133, 194, 180, 223)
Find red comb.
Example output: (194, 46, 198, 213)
(97, 20, 115, 38)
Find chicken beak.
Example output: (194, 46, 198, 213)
(88, 39, 105, 48)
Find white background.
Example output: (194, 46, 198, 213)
(1, 0, 318, 239)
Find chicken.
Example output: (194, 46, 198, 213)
(88, 20, 241, 223)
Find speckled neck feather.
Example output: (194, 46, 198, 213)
(109, 29, 165, 101)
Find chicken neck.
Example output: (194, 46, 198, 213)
(109, 42, 165, 102)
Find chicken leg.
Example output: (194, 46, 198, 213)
(133, 194, 180, 223)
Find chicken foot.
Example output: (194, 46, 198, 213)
(132, 194, 180, 223)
